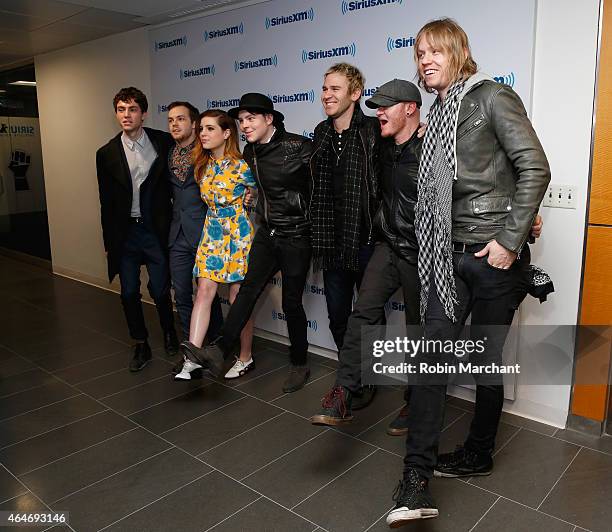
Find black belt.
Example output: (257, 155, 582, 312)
(452, 241, 485, 253)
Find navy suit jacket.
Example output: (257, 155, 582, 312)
(168, 151, 207, 249)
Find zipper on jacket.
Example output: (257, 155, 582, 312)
(359, 130, 374, 245)
(252, 146, 269, 225)
(309, 144, 321, 214)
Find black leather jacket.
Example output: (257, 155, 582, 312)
(374, 131, 422, 263)
(242, 126, 313, 236)
(311, 107, 380, 244)
(452, 75, 551, 252)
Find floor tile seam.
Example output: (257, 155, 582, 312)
(191, 458, 327, 532)
(0, 408, 110, 452)
(457, 476, 584, 529)
(0, 391, 82, 424)
(267, 366, 337, 402)
(97, 372, 189, 401)
(232, 363, 290, 388)
(467, 495, 501, 532)
(0, 492, 28, 506)
(363, 506, 395, 532)
(491, 426, 523, 458)
(95, 469, 215, 531)
(0, 376, 72, 401)
(354, 404, 406, 438)
(5, 295, 133, 348)
(0, 463, 76, 531)
(551, 434, 612, 458)
(25, 342, 130, 366)
(536, 445, 583, 511)
(18, 427, 141, 477)
(119, 379, 217, 416)
(239, 429, 331, 481)
(290, 448, 379, 511)
(196, 411, 287, 457)
(51, 446, 176, 505)
(201, 495, 263, 532)
(440, 411, 468, 433)
(159, 395, 249, 436)
(0, 356, 37, 378)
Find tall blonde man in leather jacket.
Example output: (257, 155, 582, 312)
(386, 18, 550, 527)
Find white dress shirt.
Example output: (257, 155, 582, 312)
(121, 128, 157, 217)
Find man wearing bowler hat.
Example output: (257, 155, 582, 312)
(182, 93, 314, 393)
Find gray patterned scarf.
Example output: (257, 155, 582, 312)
(415, 80, 466, 322)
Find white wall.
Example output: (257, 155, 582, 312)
(34, 0, 601, 426)
(36, 27, 151, 286)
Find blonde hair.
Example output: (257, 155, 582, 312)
(414, 18, 478, 93)
(324, 62, 365, 97)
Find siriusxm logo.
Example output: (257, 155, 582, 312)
(268, 90, 315, 104)
(180, 65, 215, 79)
(362, 87, 378, 97)
(206, 97, 240, 109)
(302, 130, 315, 140)
(0, 123, 34, 136)
(384, 300, 406, 313)
(272, 310, 318, 331)
(386, 36, 415, 53)
(157, 103, 171, 114)
(494, 72, 516, 87)
(341, 0, 402, 15)
(269, 276, 282, 288)
(204, 22, 244, 41)
(234, 54, 278, 71)
(303, 282, 325, 295)
(154, 35, 187, 52)
(265, 7, 314, 29)
(301, 42, 356, 63)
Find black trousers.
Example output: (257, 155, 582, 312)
(323, 243, 376, 350)
(335, 241, 420, 392)
(219, 227, 312, 365)
(403, 244, 530, 479)
(118, 222, 175, 341)
(169, 228, 223, 339)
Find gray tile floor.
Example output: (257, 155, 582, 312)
(1, 255, 611, 531)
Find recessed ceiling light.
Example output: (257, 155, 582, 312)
(9, 81, 36, 87)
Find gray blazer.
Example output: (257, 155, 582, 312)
(168, 161, 207, 249)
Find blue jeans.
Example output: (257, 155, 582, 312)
(323, 243, 376, 350)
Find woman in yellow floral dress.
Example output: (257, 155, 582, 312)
(175, 109, 256, 381)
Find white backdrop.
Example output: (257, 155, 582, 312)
(148, 0, 537, 351)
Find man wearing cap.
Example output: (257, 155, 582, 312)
(182, 93, 314, 393)
(310, 79, 424, 427)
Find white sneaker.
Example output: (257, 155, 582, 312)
(174, 359, 202, 381)
(224, 358, 254, 379)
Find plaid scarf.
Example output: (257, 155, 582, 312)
(415, 80, 466, 322)
(312, 108, 365, 271)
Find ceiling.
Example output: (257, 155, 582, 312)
(0, 0, 251, 71)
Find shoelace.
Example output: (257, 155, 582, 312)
(392, 471, 426, 505)
(321, 387, 347, 417)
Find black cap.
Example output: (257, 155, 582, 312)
(228, 92, 284, 122)
(365, 79, 422, 109)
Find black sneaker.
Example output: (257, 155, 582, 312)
(386, 470, 438, 527)
(164, 329, 179, 356)
(387, 404, 410, 436)
(282, 365, 310, 393)
(310, 386, 353, 426)
(129, 341, 151, 372)
(434, 445, 493, 478)
(352, 385, 377, 411)
(182, 340, 225, 378)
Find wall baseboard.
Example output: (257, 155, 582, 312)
(0, 247, 52, 271)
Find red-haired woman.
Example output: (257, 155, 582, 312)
(175, 109, 256, 381)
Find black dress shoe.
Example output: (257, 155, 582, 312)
(129, 341, 152, 372)
(183, 340, 225, 378)
(164, 329, 179, 356)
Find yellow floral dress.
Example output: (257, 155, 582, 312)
(193, 157, 256, 283)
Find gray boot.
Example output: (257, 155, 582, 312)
(282, 365, 310, 393)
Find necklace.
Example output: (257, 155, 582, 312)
(330, 130, 345, 165)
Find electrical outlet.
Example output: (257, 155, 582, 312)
(542, 184, 577, 209)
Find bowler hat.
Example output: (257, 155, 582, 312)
(228, 92, 284, 122)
